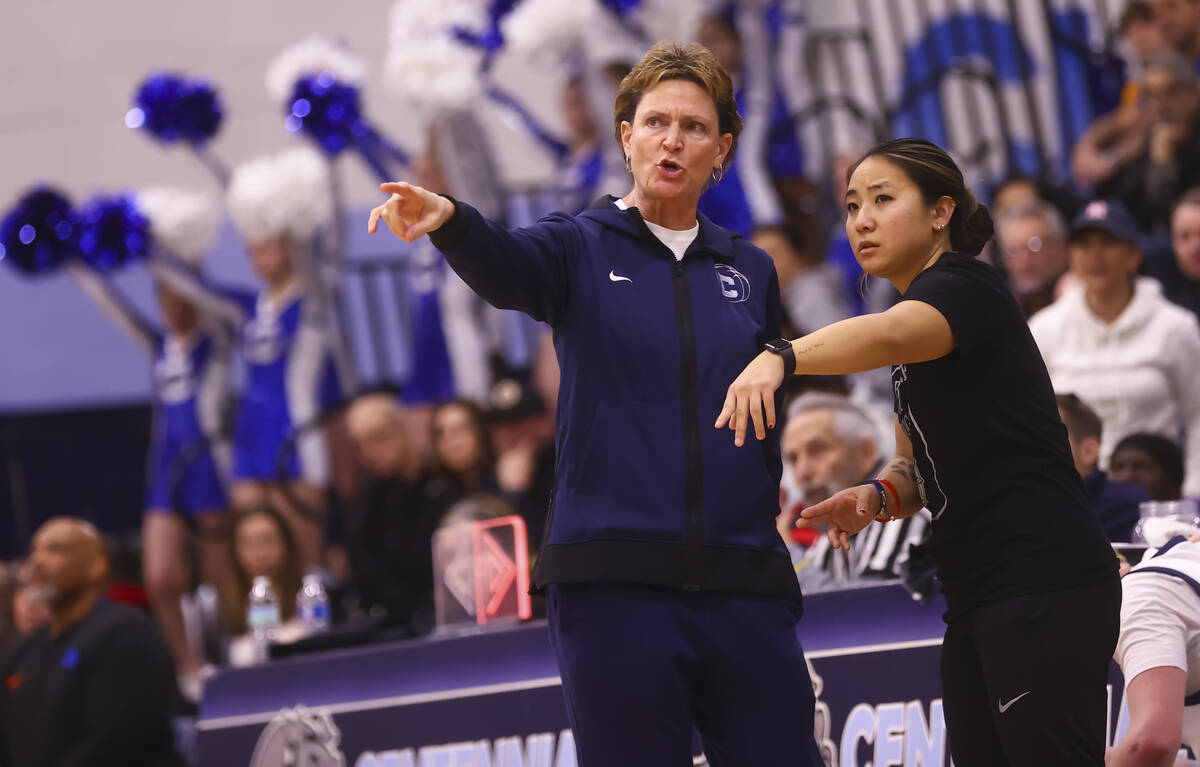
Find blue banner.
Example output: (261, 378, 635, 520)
(196, 585, 1134, 767)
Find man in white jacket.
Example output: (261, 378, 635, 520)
(1029, 200, 1200, 498)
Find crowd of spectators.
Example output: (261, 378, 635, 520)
(4, 3, 1200, 761)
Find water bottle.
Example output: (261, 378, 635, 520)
(296, 574, 331, 632)
(246, 576, 280, 663)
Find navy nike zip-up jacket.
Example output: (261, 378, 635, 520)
(430, 195, 802, 606)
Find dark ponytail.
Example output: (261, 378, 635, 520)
(847, 138, 995, 255)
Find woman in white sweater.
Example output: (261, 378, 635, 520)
(1030, 200, 1200, 498)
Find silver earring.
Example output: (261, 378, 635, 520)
(624, 155, 631, 172)
(711, 166, 724, 184)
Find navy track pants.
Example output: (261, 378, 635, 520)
(547, 583, 825, 767)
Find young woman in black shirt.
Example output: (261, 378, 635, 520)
(718, 138, 1120, 765)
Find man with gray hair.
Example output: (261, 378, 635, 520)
(996, 200, 1070, 319)
(781, 392, 929, 592)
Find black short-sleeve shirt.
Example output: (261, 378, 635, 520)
(895, 253, 1117, 618)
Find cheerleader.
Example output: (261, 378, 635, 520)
(152, 146, 346, 569)
(67, 187, 232, 696)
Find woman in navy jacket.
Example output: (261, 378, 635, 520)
(370, 42, 822, 767)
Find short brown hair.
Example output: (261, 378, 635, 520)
(1056, 393, 1103, 441)
(1173, 186, 1200, 219)
(613, 42, 742, 168)
(1119, 1, 1154, 34)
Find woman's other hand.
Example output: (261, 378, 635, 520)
(367, 182, 456, 242)
(714, 350, 784, 446)
(798, 485, 878, 549)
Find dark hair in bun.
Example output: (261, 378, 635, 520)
(847, 138, 994, 254)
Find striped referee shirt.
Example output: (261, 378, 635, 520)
(806, 508, 931, 585)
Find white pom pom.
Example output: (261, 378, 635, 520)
(266, 36, 367, 108)
(384, 37, 483, 112)
(226, 145, 333, 244)
(500, 0, 593, 59)
(134, 187, 221, 268)
(383, 0, 490, 113)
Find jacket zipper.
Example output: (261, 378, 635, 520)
(671, 258, 704, 590)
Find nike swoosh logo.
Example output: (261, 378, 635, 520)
(609, 270, 632, 283)
(998, 691, 1031, 713)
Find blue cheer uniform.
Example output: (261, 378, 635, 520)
(68, 262, 232, 514)
(229, 284, 342, 484)
(147, 260, 345, 487)
(145, 331, 232, 512)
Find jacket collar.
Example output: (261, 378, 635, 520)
(582, 195, 738, 263)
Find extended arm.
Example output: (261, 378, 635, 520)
(877, 420, 923, 519)
(368, 182, 570, 324)
(145, 256, 250, 328)
(785, 300, 953, 374)
(716, 299, 954, 445)
(800, 417, 924, 549)
(1107, 667, 1186, 767)
(65, 262, 158, 356)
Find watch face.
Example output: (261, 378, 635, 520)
(766, 339, 789, 352)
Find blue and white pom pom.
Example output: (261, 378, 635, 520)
(0, 187, 75, 276)
(127, 74, 223, 146)
(268, 37, 408, 177)
(73, 194, 151, 272)
(266, 38, 366, 148)
(266, 36, 367, 108)
(384, 0, 490, 113)
(499, 0, 593, 59)
(450, 0, 520, 63)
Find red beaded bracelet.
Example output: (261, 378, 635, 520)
(874, 477, 900, 522)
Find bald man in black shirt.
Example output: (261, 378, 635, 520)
(0, 518, 184, 767)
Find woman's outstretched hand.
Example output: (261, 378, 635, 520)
(367, 182, 456, 243)
(714, 350, 785, 446)
(799, 485, 879, 550)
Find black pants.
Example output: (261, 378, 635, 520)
(941, 575, 1121, 766)
(547, 583, 824, 767)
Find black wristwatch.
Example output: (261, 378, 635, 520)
(763, 338, 796, 376)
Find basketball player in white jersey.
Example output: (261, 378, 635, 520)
(1111, 532, 1200, 766)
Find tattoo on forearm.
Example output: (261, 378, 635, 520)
(795, 342, 825, 355)
(886, 457, 919, 486)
